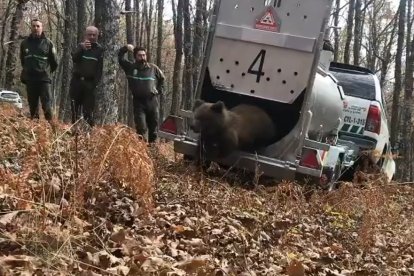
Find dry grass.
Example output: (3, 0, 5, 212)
(77, 124, 155, 210)
(0, 104, 156, 273)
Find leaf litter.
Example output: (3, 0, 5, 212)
(0, 104, 414, 275)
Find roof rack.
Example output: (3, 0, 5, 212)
(329, 62, 374, 75)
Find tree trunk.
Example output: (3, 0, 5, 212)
(353, 0, 362, 65)
(333, 0, 341, 62)
(401, 38, 414, 181)
(140, 0, 147, 47)
(390, 0, 407, 148)
(401, 0, 413, 181)
(344, 0, 355, 64)
(202, 0, 209, 51)
(181, 0, 193, 110)
(155, 0, 163, 68)
(146, 0, 153, 60)
(122, 0, 134, 126)
(4, 0, 26, 90)
(125, 0, 134, 46)
(58, 0, 78, 122)
(94, 0, 104, 31)
(77, 0, 88, 43)
(170, 0, 183, 115)
(45, 0, 55, 42)
(131, 0, 141, 127)
(192, 0, 205, 91)
(406, 0, 412, 60)
(140, 0, 145, 46)
(94, 0, 120, 124)
(0, 0, 13, 85)
(134, 0, 141, 45)
(365, 2, 377, 71)
(156, 0, 165, 120)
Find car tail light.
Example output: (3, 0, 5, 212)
(365, 105, 381, 134)
(299, 148, 321, 169)
(159, 116, 178, 134)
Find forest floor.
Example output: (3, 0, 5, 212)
(0, 103, 413, 275)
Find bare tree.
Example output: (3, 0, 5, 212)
(378, 12, 398, 88)
(363, 0, 395, 72)
(119, 0, 134, 126)
(353, 0, 363, 65)
(333, 0, 341, 62)
(344, 0, 355, 64)
(58, 0, 78, 122)
(77, 0, 88, 43)
(140, 0, 146, 46)
(192, 0, 206, 90)
(156, 0, 165, 120)
(0, 0, 13, 84)
(134, 0, 141, 45)
(401, 0, 413, 180)
(145, 0, 153, 59)
(170, 0, 183, 115)
(390, 0, 407, 148)
(4, 0, 27, 90)
(155, 0, 163, 67)
(181, 0, 193, 110)
(94, 0, 119, 124)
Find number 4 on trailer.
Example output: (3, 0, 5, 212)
(248, 50, 266, 83)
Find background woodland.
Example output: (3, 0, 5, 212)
(0, 0, 414, 181)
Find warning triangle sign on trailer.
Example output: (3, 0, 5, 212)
(255, 6, 280, 32)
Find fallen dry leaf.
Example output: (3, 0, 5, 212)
(175, 255, 211, 273)
(0, 211, 20, 227)
(173, 225, 196, 238)
(73, 215, 92, 229)
(106, 265, 130, 275)
(0, 255, 39, 269)
(286, 259, 305, 276)
(110, 228, 126, 244)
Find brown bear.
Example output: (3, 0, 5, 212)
(190, 99, 277, 160)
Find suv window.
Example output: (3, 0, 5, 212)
(329, 70, 376, 100)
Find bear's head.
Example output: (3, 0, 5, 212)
(190, 99, 229, 135)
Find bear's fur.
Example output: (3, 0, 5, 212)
(190, 99, 277, 159)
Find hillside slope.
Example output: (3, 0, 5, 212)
(0, 104, 413, 275)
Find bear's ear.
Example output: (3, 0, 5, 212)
(193, 99, 205, 110)
(211, 101, 225, 113)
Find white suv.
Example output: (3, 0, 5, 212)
(0, 89, 23, 109)
(328, 62, 395, 180)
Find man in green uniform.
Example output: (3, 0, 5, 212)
(20, 19, 58, 121)
(118, 45, 165, 143)
(70, 26, 104, 127)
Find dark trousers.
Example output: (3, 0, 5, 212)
(26, 81, 53, 121)
(133, 96, 159, 143)
(69, 76, 96, 127)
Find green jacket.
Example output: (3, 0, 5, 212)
(72, 42, 104, 85)
(118, 46, 165, 98)
(20, 33, 58, 83)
